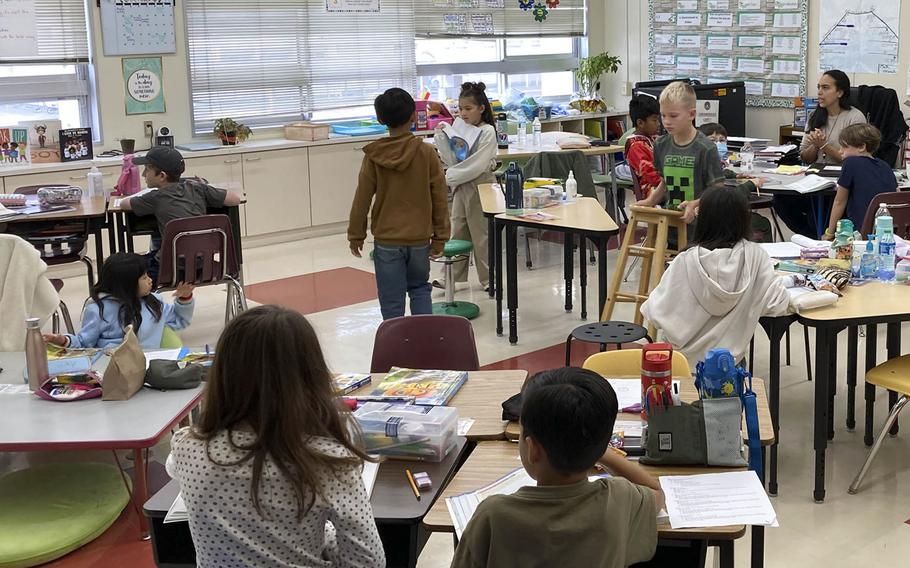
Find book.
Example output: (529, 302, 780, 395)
(46, 344, 103, 363)
(368, 367, 468, 406)
(60, 128, 93, 162)
(785, 174, 835, 194)
(441, 118, 482, 162)
(20, 120, 62, 163)
(0, 127, 30, 166)
(334, 373, 372, 395)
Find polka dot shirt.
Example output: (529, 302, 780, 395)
(166, 427, 385, 568)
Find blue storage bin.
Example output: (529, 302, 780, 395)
(330, 121, 388, 136)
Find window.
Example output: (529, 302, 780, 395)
(0, 0, 95, 134)
(185, 0, 416, 134)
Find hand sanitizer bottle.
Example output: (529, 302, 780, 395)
(532, 117, 542, 147)
(565, 170, 578, 199)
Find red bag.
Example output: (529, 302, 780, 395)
(114, 154, 141, 196)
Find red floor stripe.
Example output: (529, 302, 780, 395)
(245, 267, 378, 314)
(481, 340, 645, 377)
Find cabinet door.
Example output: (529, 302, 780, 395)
(184, 154, 246, 235)
(308, 142, 365, 226)
(242, 148, 311, 236)
(3, 165, 119, 192)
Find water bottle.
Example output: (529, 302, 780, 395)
(87, 166, 104, 198)
(877, 221, 896, 282)
(874, 203, 891, 238)
(532, 117, 542, 147)
(25, 318, 48, 391)
(517, 115, 527, 147)
(504, 162, 524, 215)
(564, 170, 578, 199)
(741, 141, 754, 173)
(496, 113, 509, 150)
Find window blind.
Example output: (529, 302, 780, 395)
(186, 0, 416, 133)
(415, 0, 585, 38)
(0, 0, 91, 63)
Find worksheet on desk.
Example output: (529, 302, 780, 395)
(659, 471, 777, 529)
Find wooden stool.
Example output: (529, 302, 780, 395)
(601, 206, 687, 337)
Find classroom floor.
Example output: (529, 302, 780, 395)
(7, 217, 910, 567)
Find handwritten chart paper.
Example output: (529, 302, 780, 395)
(0, 0, 38, 57)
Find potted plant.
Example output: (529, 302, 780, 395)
(572, 52, 622, 113)
(213, 117, 251, 146)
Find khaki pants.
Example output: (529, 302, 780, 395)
(448, 183, 489, 287)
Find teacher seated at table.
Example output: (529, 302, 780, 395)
(776, 70, 867, 237)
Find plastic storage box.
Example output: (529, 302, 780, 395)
(354, 403, 458, 462)
(284, 122, 329, 141)
(330, 120, 388, 136)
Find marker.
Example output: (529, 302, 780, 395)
(205, 344, 210, 355)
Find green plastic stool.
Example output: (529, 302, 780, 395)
(432, 239, 480, 319)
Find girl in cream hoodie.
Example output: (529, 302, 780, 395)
(641, 187, 791, 365)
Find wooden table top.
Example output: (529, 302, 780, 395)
(505, 376, 774, 446)
(3, 197, 107, 223)
(478, 184, 505, 216)
(494, 196, 619, 233)
(423, 441, 747, 540)
(797, 281, 910, 324)
(350, 370, 527, 441)
(497, 144, 624, 160)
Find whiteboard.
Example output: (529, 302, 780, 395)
(100, 0, 176, 56)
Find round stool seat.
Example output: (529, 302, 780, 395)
(433, 300, 480, 319)
(571, 321, 649, 344)
(565, 321, 650, 366)
(0, 463, 130, 567)
(444, 239, 473, 257)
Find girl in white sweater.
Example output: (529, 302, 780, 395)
(641, 187, 791, 365)
(433, 81, 498, 291)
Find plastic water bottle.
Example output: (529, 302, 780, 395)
(532, 117, 542, 147)
(25, 318, 48, 391)
(877, 223, 896, 282)
(565, 170, 578, 199)
(874, 203, 891, 237)
(741, 141, 754, 173)
(87, 166, 104, 198)
(517, 115, 527, 147)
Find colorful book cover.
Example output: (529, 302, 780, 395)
(60, 128, 93, 162)
(10, 128, 29, 165)
(20, 120, 62, 163)
(46, 344, 103, 363)
(334, 373, 372, 395)
(368, 367, 468, 406)
(178, 351, 215, 367)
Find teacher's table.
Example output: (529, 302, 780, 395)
(349, 370, 528, 441)
(1, 196, 109, 281)
(494, 197, 619, 344)
(0, 351, 203, 537)
(733, 168, 837, 239)
(423, 441, 756, 568)
(144, 437, 471, 568)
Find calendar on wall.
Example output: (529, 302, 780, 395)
(648, 0, 809, 108)
(100, 0, 177, 56)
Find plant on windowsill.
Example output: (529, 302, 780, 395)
(213, 117, 251, 146)
(572, 52, 622, 114)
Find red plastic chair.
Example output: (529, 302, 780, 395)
(158, 214, 246, 323)
(859, 192, 910, 239)
(370, 315, 480, 374)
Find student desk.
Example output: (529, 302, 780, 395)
(731, 168, 837, 238)
(496, 197, 619, 344)
(503, 376, 775, 447)
(0, 196, 109, 281)
(0, 351, 203, 538)
(349, 370, 528, 440)
(423, 441, 756, 568)
(143, 437, 471, 568)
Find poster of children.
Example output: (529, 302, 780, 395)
(20, 120, 62, 163)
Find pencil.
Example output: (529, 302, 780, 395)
(405, 469, 421, 500)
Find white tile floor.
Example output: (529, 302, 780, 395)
(40, 225, 910, 567)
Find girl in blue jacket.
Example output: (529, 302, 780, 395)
(45, 253, 195, 349)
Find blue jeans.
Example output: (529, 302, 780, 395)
(373, 243, 432, 320)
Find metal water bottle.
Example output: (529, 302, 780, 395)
(25, 318, 48, 391)
(496, 113, 509, 150)
(504, 162, 523, 215)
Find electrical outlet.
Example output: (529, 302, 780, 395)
(143, 121, 153, 138)
(621, 82, 632, 96)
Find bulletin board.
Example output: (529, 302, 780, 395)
(648, 0, 808, 108)
(100, 0, 177, 56)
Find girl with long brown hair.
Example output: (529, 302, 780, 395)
(166, 305, 384, 567)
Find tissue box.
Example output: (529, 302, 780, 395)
(354, 403, 458, 462)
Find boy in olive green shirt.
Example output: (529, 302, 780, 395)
(451, 368, 664, 568)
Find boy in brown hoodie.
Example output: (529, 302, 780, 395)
(348, 88, 450, 320)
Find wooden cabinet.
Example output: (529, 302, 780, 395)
(183, 154, 247, 235)
(2, 165, 119, 192)
(308, 141, 365, 226)
(241, 148, 311, 236)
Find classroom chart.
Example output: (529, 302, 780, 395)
(818, 0, 900, 74)
(649, 0, 809, 108)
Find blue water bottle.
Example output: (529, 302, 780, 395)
(504, 162, 523, 215)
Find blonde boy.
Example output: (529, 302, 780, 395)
(636, 81, 724, 223)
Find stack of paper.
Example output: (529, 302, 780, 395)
(759, 242, 802, 259)
(785, 174, 835, 194)
(659, 471, 778, 529)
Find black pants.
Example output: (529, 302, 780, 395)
(773, 194, 816, 238)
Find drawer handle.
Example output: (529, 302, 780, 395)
(245, 157, 261, 162)
(223, 159, 240, 164)
(101, 172, 114, 177)
(69, 174, 87, 180)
